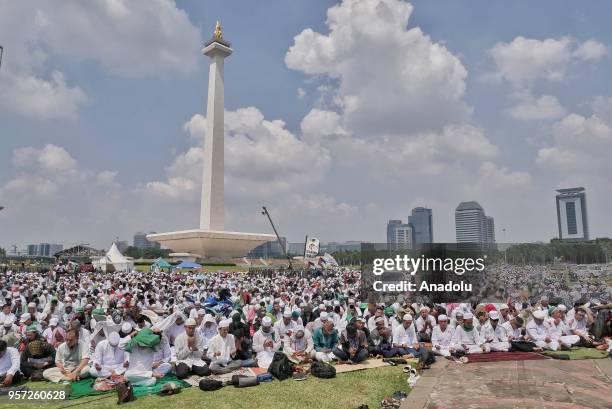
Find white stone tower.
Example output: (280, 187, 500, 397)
(200, 21, 232, 230)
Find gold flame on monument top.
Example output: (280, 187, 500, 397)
(213, 21, 223, 40)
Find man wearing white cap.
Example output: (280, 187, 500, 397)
(392, 314, 426, 357)
(274, 309, 296, 342)
(450, 312, 488, 354)
(498, 304, 512, 324)
(208, 319, 254, 374)
(547, 306, 579, 348)
(174, 318, 209, 379)
(526, 310, 558, 350)
(480, 311, 510, 352)
(415, 307, 436, 342)
(431, 315, 454, 357)
(309, 310, 329, 332)
(89, 332, 128, 378)
(253, 316, 280, 368)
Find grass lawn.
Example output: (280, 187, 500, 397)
(0, 366, 410, 409)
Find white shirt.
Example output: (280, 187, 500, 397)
(501, 322, 521, 340)
(93, 340, 126, 367)
(0, 347, 20, 376)
(526, 320, 551, 342)
(174, 331, 206, 367)
(392, 324, 418, 347)
(431, 325, 454, 348)
(451, 325, 481, 347)
(415, 315, 436, 335)
(253, 328, 280, 353)
(480, 322, 507, 343)
(207, 333, 236, 364)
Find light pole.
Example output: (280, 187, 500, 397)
(0, 45, 4, 71)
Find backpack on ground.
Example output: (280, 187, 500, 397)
(199, 378, 223, 391)
(268, 351, 293, 380)
(310, 361, 336, 379)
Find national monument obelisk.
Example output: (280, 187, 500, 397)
(147, 22, 275, 260)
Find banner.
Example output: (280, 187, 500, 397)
(304, 236, 320, 258)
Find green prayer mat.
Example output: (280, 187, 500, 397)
(67, 375, 190, 400)
(542, 347, 609, 360)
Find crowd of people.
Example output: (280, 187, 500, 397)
(0, 263, 610, 389)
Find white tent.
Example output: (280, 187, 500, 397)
(93, 243, 134, 272)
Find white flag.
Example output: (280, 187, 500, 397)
(304, 236, 320, 258)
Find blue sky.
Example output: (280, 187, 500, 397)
(1, 0, 611, 250)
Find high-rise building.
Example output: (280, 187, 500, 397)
(556, 187, 589, 241)
(387, 220, 413, 250)
(408, 207, 433, 245)
(133, 232, 161, 250)
(26, 243, 63, 257)
(455, 201, 495, 248)
(387, 220, 403, 244)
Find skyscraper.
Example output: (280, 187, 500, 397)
(556, 187, 589, 241)
(455, 201, 495, 248)
(387, 220, 413, 250)
(133, 232, 161, 250)
(408, 207, 433, 245)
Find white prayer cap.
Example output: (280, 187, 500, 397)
(500, 304, 509, 310)
(64, 296, 72, 302)
(437, 314, 448, 321)
(333, 300, 340, 306)
(43, 290, 48, 294)
(556, 304, 567, 311)
(532, 310, 546, 320)
(49, 317, 59, 326)
(357, 317, 366, 323)
(121, 322, 133, 333)
(375, 316, 385, 323)
(108, 332, 120, 346)
(198, 308, 206, 315)
(540, 295, 549, 301)
(262, 316, 273, 327)
(420, 306, 430, 312)
(489, 311, 500, 320)
(319, 311, 329, 321)
(455, 311, 464, 317)
(402, 314, 413, 321)
(218, 319, 232, 328)
(185, 318, 197, 327)
(463, 312, 474, 320)
(203, 314, 215, 324)
(20, 313, 31, 323)
(283, 309, 292, 318)
(27, 302, 36, 308)
(318, 304, 326, 310)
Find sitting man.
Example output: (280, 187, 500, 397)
(501, 316, 524, 342)
(526, 310, 558, 351)
(89, 332, 128, 379)
(392, 314, 427, 358)
(207, 319, 254, 374)
(312, 320, 339, 363)
(480, 311, 510, 352)
(43, 329, 90, 382)
(253, 316, 280, 368)
(431, 314, 455, 357)
(450, 312, 488, 354)
(415, 307, 436, 342)
(0, 340, 22, 386)
(283, 325, 314, 364)
(120, 327, 170, 387)
(20, 325, 55, 380)
(370, 316, 397, 357)
(174, 318, 210, 379)
(333, 323, 368, 364)
(568, 307, 604, 348)
(547, 306, 579, 349)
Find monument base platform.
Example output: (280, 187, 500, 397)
(146, 229, 275, 260)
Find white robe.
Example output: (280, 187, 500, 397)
(174, 332, 206, 368)
(89, 340, 127, 378)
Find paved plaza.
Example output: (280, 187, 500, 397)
(403, 358, 612, 409)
